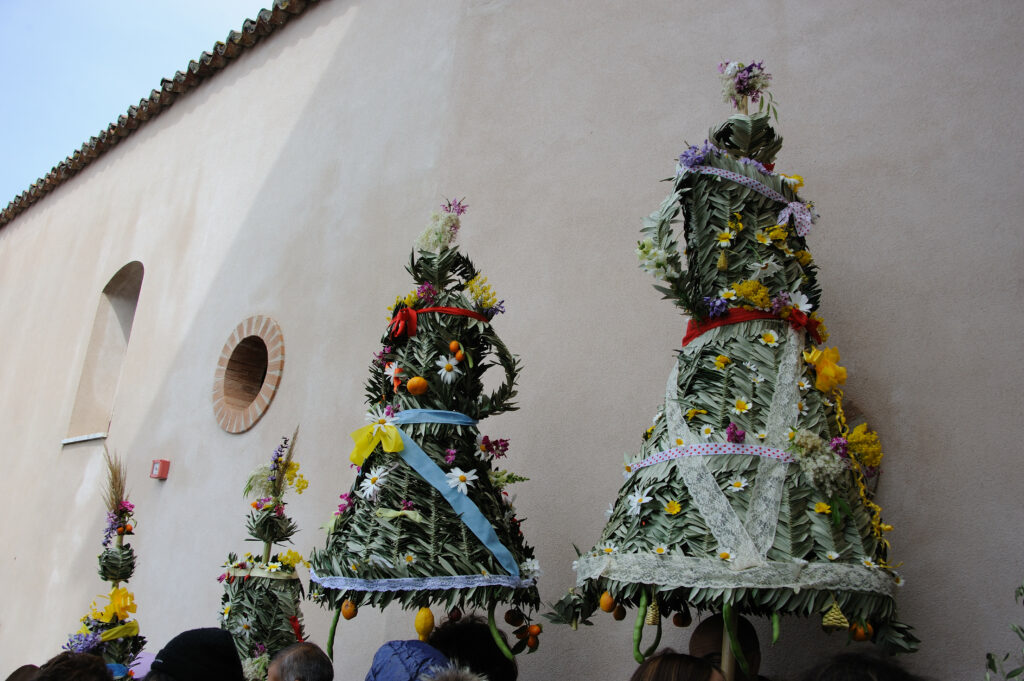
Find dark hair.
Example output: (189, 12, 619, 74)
(800, 652, 926, 681)
(688, 614, 761, 680)
(630, 650, 719, 681)
(271, 642, 334, 681)
(34, 652, 113, 681)
(427, 614, 517, 681)
(4, 665, 40, 681)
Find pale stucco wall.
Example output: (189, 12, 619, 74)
(1, 1, 1022, 678)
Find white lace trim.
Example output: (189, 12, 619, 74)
(308, 567, 536, 592)
(766, 326, 804, 448)
(576, 553, 895, 596)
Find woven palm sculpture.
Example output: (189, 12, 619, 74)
(551, 63, 915, 664)
(309, 201, 541, 657)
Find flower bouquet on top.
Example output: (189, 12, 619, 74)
(219, 429, 310, 681)
(64, 450, 146, 679)
(308, 200, 542, 659)
(550, 63, 915, 668)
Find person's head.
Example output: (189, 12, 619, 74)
(34, 652, 112, 681)
(268, 642, 333, 681)
(427, 614, 517, 681)
(4, 665, 39, 681)
(799, 652, 924, 681)
(147, 628, 244, 681)
(688, 614, 761, 681)
(630, 650, 723, 681)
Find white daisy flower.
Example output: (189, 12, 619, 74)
(445, 467, 478, 494)
(726, 477, 748, 492)
(266, 562, 282, 572)
(731, 396, 753, 415)
(822, 396, 834, 408)
(754, 230, 771, 245)
(716, 229, 736, 247)
(652, 545, 669, 556)
(789, 290, 813, 312)
(349, 561, 360, 572)
(717, 548, 734, 562)
(756, 432, 767, 440)
(797, 378, 810, 391)
(748, 257, 782, 280)
(358, 466, 389, 500)
(628, 487, 653, 515)
(751, 373, 764, 385)
(796, 401, 809, 416)
(403, 552, 416, 565)
(383, 362, 402, 382)
(719, 287, 738, 300)
(826, 551, 840, 561)
(521, 558, 542, 577)
(758, 331, 780, 347)
(365, 407, 395, 435)
(598, 543, 617, 555)
(861, 557, 877, 569)
(892, 572, 904, 587)
(435, 355, 463, 384)
(674, 437, 685, 446)
(701, 425, 715, 440)
(222, 605, 231, 620)
(623, 461, 635, 479)
(475, 434, 493, 461)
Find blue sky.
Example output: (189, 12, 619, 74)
(0, 1, 267, 206)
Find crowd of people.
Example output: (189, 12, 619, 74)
(3, 613, 927, 681)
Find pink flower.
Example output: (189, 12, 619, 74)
(445, 448, 457, 464)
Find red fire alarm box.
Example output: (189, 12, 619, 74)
(150, 459, 170, 479)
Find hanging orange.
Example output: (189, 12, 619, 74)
(341, 600, 358, 620)
(850, 621, 874, 641)
(449, 340, 460, 353)
(599, 591, 616, 613)
(407, 376, 429, 395)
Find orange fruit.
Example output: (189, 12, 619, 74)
(407, 376, 429, 395)
(341, 600, 358, 620)
(526, 635, 539, 650)
(527, 623, 542, 636)
(116, 527, 125, 535)
(612, 605, 627, 621)
(455, 350, 465, 362)
(599, 591, 616, 613)
(449, 340, 460, 353)
(125, 524, 133, 533)
(850, 622, 874, 641)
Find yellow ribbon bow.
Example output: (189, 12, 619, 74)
(803, 346, 847, 393)
(100, 620, 140, 641)
(350, 417, 403, 466)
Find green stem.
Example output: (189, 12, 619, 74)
(771, 611, 781, 645)
(723, 602, 750, 677)
(633, 588, 649, 664)
(326, 608, 341, 661)
(262, 541, 272, 565)
(487, 601, 515, 661)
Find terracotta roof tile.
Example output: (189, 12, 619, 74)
(0, 0, 322, 229)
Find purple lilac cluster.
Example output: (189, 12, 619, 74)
(416, 282, 438, 305)
(483, 300, 506, 319)
(719, 61, 771, 103)
(63, 632, 103, 654)
(400, 499, 415, 511)
(829, 437, 849, 458)
(335, 493, 353, 515)
(442, 197, 468, 215)
(770, 292, 791, 315)
(102, 510, 120, 547)
(739, 157, 773, 175)
(268, 437, 289, 483)
(703, 296, 729, 318)
(677, 140, 720, 171)
(373, 345, 393, 365)
(480, 436, 510, 459)
(726, 422, 746, 443)
(444, 448, 457, 464)
(383, 404, 401, 418)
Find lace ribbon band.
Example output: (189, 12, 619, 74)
(629, 442, 796, 478)
(690, 165, 814, 237)
(682, 308, 823, 347)
(225, 566, 300, 581)
(308, 567, 536, 593)
(389, 306, 490, 339)
(576, 553, 895, 596)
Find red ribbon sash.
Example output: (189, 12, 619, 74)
(388, 306, 489, 339)
(682, 307, 822, 347)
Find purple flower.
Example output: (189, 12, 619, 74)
(726, 422, 746, 443)
(254, 643, 267, 656)
(401, 500, 415, 511)
(739, 157, 771, 175)
(829, 437, 849, 458)
(275, 505, 285, 517)
(118, 500, 135, 513)
(770, 292, 791, 315)
(63, 632, 103, 654)
(217, 573, 227, 583)
(416, 282, 438, 305)
(444, 448, 457, 464)
(703, 296, 729, 318)
(373, 346, 393, 365)
(442, 197, 468, 215)
(384, 404, 400, 417)
(483, 300, 506, 319)
(336, 493, 353, 515)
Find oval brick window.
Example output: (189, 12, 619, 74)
(213, 316, 283, 433)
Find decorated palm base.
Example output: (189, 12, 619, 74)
(551, 65, 915, 665)
(309, 203, 541, 658)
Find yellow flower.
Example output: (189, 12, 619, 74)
(810, 312, 830, 342)
(754, 230, 771, 245)
(731, 396, 752, 415)
(716, 229, 736, 247)
(279, 549, 308, 568)
(847, 423, 883, 468)
(758, 331, 779, 347)
(814, 502, 832, 514)
(674, 437, 684, 446)
(664, 500, 682, 515)
(768, 225, 789, 241)
(781, 174, 805, 191)
(728, 212, 744, 231)
(713, 355, 732, 370)
(466, 273, 498, 309)
(733, 280, 771, 309)
(685, 408, 708, 421)
(294, 474, 309, 494)
(103, 587, 137, 622)
(794, 250, 813, 267)
(803, 347, 847, 392)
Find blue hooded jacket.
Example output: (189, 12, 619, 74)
(365, 640, 450, 681)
